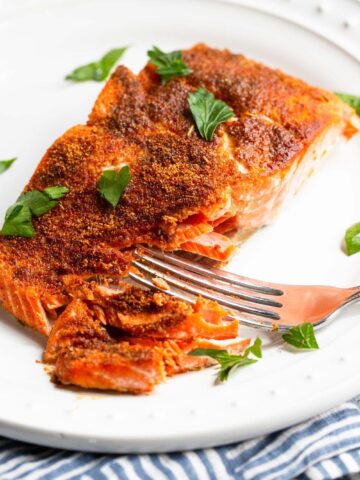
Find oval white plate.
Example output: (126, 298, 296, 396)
(0, 0, 359, 453)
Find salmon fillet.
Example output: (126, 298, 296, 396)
(0, 43, 358, 339)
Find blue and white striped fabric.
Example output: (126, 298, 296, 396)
(0, 400, 360, 480)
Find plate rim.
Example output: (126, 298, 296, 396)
(0, 0, 359, 453)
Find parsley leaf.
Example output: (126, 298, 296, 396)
(43, 186, 69, 200)
(335, 92, 360, 116)
(189, 337, 262, 382)
(0, 186, 68, 238)
(282, 323, 319, 350)
(65, 47, 127, 82)
(147, 46, 192, 84)
(17, 191, 57, 216)
(97, 166, 131, 207)
(0, 158, 16, 175)
(344, 222, 360, 256)
(244, 337, 262, 358)
(1, 204, 34, 238)
(188, 87, 234, 140)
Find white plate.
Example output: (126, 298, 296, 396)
(0, 0, 359, 453)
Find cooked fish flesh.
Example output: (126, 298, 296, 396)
(44, 284, 245, 393)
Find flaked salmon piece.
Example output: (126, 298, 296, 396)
(168, 191, 235, 256)
(44, 298, 111, 364)
(63, 281, 239, 340)
(54, 337, 250, 394)
(214, 215, 239, 235)
(211, 208, 238, 228)
(0, 44, 359, 333)
(54, 344, 165, 394)
(109, 306, 238, 341)
(41, 293, 69, 319)
(194, 296, 230, 324)
(170, 221, 213, 246)
(180, 232, 237, 261)
(45, 291, 245, 393)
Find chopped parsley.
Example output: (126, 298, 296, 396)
(43, 186, 69, 200)
(0, 186, 68, 238)
(1, 204, 34, 238)
(344, 222, 360, 256)
(97, 166, 131, 208)
(188, 87, 234, 140)
(147, 46, 192, 84)
(335, 92, 360, 116)
(189, 337, 262, 382)
(65, 47, 127, 82)
(0, 158, 16, 175)
(282, 323, 319, 350)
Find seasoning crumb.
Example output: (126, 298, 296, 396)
(153, 292, 167, 306)
(43, 364, 55, 375)
(272, 322, 279, 332)
(187, 125, 194, 137)
(152, 277, 170, 290)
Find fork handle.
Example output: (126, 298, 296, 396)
(348, 286, 360, 301)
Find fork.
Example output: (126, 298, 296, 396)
(128, 246, 360, 332)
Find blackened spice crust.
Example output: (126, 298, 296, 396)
(0, 43, 349, 308)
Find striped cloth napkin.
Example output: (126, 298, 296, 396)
(0, 399, 360, 480)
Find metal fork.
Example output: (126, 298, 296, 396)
(128, 247, 360, 332)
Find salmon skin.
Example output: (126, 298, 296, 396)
(0, 43, 359, 337)
(44, 283, 245, 394)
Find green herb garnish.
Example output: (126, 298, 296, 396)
(188, 87, 234, 141)
(16, 190, 57, 216)
(65, 47, 127, 82)
(147, 46, 192, 84)
(335, 92, 360, 116)
(1, 204, 34, 238)
(97, 166, 131, 208)
(0, 186, 68, 238)
(0, 158, 16, 175)
(344, 222, 360, 256)
(189, 337, 262, 382)
(282, 323, 319, 350)
(43, 186, 69, 200)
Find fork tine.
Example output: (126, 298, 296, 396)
(128, 271, 280, 331)
(132, 256, 282, 308)
(137, 247, 283, 296)
(132, 260, 280, 321)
